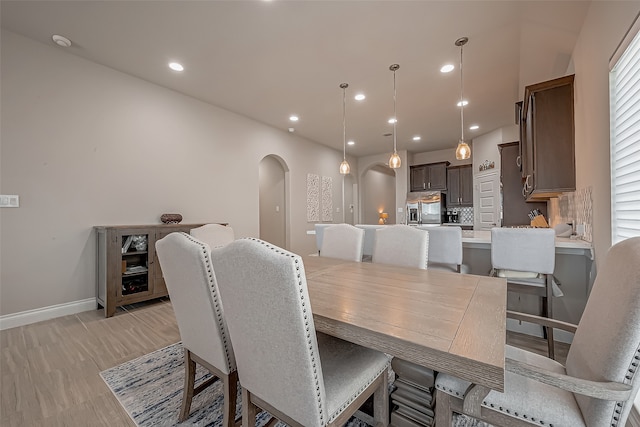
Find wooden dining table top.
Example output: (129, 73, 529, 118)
(301, 255, 507, 392)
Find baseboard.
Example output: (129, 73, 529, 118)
(0, 298, 96, 330)
(628, 405, 640, 427)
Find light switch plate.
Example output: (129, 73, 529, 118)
(0, 195, 19, 207)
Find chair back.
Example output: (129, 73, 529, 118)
(155, 232, 236, 374)
(190, 224, 234, 248)
(490, 227, 555, 274)
(211, 238, 328, 426)
(372, 225, 429, 269)
(420, 226, 462, 270)
(565, 237, 640, 427)
(320, 223, 365, 261)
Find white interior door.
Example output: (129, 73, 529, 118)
(474, 171, 501, 230)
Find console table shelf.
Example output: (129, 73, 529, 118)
(95, 223, 206, 317)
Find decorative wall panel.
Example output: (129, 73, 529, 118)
(322, 176, 333, 222)
(306, 173, 319, 222)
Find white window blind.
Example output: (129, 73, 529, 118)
(610, 19, 640, 244)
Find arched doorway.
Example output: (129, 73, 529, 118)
(360, 164, 396, 225)
(259, 155, 289, 249)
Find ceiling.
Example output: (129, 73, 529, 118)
(0, 1, 590, 158)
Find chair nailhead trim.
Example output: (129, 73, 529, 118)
(183, 233, 236, 372)
(610, 344, 640, 427)
(244, 238, 327, 425)
(436, 382, 550, 426)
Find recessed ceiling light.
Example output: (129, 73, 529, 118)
(354, 94, 366, 101)
(440, 64, 454, 73)
(388, 118, 397, 124)
(52, 34, 72, 47)
(289, 115, 299, 122)
(457, 100, 469, 107)
(412, 136, 421, 141)
(348, 140, 355, 145)
(469, 125, 479, 130)
(169, 62, 184, 71)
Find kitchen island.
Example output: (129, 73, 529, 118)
(460, 230, 593, 343)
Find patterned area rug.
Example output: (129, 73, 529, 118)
(100, 342, 489, 427)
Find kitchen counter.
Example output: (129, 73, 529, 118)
(461, 230, 593, 256)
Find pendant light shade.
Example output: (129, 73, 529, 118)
(455, 37, 471, 160)
(389, 64, 401, 169)
(339, 83, 351, 174)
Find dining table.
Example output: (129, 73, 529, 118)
(301, 254, 507, 419)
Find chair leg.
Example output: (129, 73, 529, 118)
(373, 368, 389, 427)
(242, 388, 259, 427)
(179, 349, 196, 422)
(223, 370, 239, 427)
(544, 275, 555, 360)
(435, 389, 453, 427)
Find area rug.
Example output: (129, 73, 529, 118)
(100, 342, 489, 427)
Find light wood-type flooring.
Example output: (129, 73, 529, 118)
(0, 298, 569, 427)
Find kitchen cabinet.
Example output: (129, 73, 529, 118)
(95, 223, 208, 317)
(446, 165, 473, 207)
(499, 142, 547, 226)
(410, 161, 449, 192)
(519, 74, 575, 200)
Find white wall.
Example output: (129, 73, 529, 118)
(571, 2, 640, 265)
(357, 150, 408, 224)
(361, 165, 396, 225)
(0, 30, 346, 316)
(569, 2, 640, 415)
(259, 155, 286, 248)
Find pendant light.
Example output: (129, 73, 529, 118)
(339, 83, 351, 175)
(388, 64, 402, 169)
(455, 37, 471, 160)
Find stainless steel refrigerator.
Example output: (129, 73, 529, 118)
(406, 191, 443, 225)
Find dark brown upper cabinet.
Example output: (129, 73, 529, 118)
(447, 165, 473, 207)
(410, 161, 449, 192)
(519, 74, 576, 200)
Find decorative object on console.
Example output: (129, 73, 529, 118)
(455, 37, 471, 160)
(339, 83, 351, 175)
(160, 213, 182, 224)
(388, 64, 402, 169)
(379, 212, 389, 224)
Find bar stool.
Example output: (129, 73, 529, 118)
(320, 223, 365, 262)
(418, 226, 465, 273)
(490, 227, 558, 359)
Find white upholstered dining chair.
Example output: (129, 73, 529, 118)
(190, 223, 234, 248)
(435, 236, 640, 427)
(155, 232, 238, 426)
(490, 227, 558, 359)
(419, 225, 464, 273)
(372, 224, 429, 269)
(211, 238, 391, 427)
(320, 223, 365, 262)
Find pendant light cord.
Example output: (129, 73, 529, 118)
(393, 67, 398, 153)
(342, 84, 347, 160)
(459, 41, 465, 142)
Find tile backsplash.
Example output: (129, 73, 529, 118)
(447, 207, 474, 224)
(548, 187, 593, 242)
